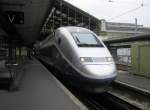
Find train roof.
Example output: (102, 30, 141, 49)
(58, 26, 92, 33)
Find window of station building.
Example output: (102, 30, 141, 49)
(72, 33, 103, 47)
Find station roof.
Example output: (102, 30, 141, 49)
(0, 0, 101, 46)
(41, 0, 101, 40)
(0, 0, 55, 45)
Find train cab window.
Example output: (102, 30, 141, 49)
(72, 33, 103, 47)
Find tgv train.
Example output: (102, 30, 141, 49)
(38, 26, 117, 92)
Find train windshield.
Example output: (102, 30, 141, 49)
(72, 33, 103, 47)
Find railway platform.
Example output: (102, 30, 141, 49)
(0, 58, 87, 110)
(115, 70, 150, 94)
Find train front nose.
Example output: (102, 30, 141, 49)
(77, 63, 117, 92)
(82, 63, 117, 79)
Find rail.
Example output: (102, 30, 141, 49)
(110, 81, 150, 110)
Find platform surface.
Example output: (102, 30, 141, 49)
(116, 70, 150, 93)
(0, 58, 86, 110)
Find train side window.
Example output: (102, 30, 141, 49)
(57, 38, 61, 45)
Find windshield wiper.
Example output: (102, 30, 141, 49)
(78, 43, 102, 47)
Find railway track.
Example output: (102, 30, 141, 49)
(40, 58, 148, 110)
(110, 81, 150, 110)
(69, 88, 142, 110)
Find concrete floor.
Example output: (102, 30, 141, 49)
(0, 58, 87, 110)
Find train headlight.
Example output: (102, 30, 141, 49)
(80, 57, 92, 62)
(80, 57, 85, 62)
(106, 57, 113, 62)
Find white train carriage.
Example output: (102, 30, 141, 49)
(39, 26, 117, 92)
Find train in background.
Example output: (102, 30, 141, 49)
(37, 26, 117, 92)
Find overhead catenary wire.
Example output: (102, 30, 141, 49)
(107, 6, 141, 21)
(107, 1, 150, 21)
(106, 0, 144, 5)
